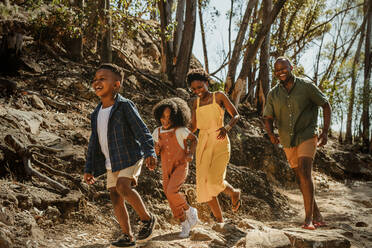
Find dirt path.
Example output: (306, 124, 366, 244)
(39, 175, 372, 248)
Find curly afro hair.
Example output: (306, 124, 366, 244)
(152, 97, 191, 128)
(186, 68, 210, 86)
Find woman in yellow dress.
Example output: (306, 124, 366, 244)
(188, 68, 241, 223)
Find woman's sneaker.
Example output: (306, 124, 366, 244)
(137, 214, 156, 243)
(111, 233, 136, 248)
(178, 219, 191, 238)
(186, 206, 198, 229)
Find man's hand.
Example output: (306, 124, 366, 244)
(317, 131, 328, 147)
(145, 156, 157, 171)
(84, 173, 96, 185)
(268, 133, 280, 145)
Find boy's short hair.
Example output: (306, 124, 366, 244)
(186, 68, 210, 85)
(275, 56, 293, 67)
(152, 97, 191, 128)
(97, 63, 124, 83)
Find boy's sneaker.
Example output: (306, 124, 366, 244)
(111, 233, 136, 248)
(178, 219, 191, 238)
(137, 214, 156, 243)
(186, 206, 199, 229)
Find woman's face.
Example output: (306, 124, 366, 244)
(160, 107, 173, 130)
(190, 80, 208, 98)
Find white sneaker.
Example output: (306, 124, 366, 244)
(178, 220, 191, 238)
(186, 206, 198, 229)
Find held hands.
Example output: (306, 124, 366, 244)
(268, 133, 280, 145)
(145, 156, 157, 171)
(317, 131, 328, 147)
(84, 173, 96, 185)
(185, 153, 193, 162)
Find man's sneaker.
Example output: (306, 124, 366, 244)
(137, 214, 156, 242)
(111, 233, 136, 248)
(178, 219, 191, 238)
(186, 206, 199, 229)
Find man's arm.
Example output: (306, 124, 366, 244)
(264, 116, 280, 144)
(318, 101, 332, 147)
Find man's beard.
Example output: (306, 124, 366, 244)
(279, 73, 293, 85)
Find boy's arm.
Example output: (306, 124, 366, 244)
(84, 133, 96, 184)
(123, 101, 156, 159)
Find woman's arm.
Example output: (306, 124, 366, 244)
(216, 92, 240, 139)
(190, 98, 198, 133)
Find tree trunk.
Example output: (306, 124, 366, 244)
(257, 0, 272, 115)
(158, 0, 174, 80)
(231, 0, 286, 106)
(99, 0, 112, 63)
(173, 0, 185, 61)
(345, 24, 366, 144)
(65, 0, 84, 61)
(225, 0, 258, 93)
(0, 31, 23, 74)
(198, 0, 209, 73)
(173, 0, 197, 88)
(362, 0, 371, 151)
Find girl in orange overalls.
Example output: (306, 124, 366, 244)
(152, 98, 198, 238)
(187, 69, 242, 223)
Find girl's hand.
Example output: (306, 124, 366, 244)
(155, 142, 161, 156)
(186, 153, 193, 162)
(216, 127, 228, 139)
(84, 173, 96, 185)
(145, 156, 157, 171)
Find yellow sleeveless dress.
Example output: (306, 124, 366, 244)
(195, 92, 230, 203)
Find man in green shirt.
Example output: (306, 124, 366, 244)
(263, 57, 332, 230)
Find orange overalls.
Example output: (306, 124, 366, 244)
(158, 128, 189, 219)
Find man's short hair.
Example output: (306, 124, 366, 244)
(275, 56, 293, 67)
(97, 63, 124, 83)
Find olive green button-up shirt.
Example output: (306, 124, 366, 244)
(263, 77, 328, 148)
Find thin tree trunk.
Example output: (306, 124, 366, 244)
(314, 30, 325, 86)
(66, 0, 84, 61)
(158, 0, 174, 79)
(198, 0, 209, 73)
(231, 0, 286, 106)
(362, 0, 371, 151)
(100, 0, 112, 63)
(173, 0, 185, 62)
(257, 0, 272, 115)
(228, 0, 234, 60)
(173, 0, 197, 88)
(225, 0, 258, 93)
(345, 25, 366, 144)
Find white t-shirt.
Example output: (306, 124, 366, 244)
(152, 127, 191, 150)
(97, 105, 113, 170)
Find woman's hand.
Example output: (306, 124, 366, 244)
(217, 127, 228, 139)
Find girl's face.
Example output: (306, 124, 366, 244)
(190, 80, 208, 98)
(160, 107, 173, 130)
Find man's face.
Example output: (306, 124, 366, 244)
(274, 60, 293, 83)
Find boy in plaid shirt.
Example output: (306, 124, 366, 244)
(84, 64, 157, 247)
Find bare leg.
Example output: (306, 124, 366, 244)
(207, 196, 223, 223)
(223, 182, 241, 211)
(296, 157, 315, 225)
(109, 188, 133, 239)
(116, 177, 151, 222)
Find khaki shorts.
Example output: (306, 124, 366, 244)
(283, 137, 317, 168)
(106, 158, 143, 189)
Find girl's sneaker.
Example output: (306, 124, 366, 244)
(178, 220, 191, 238)
(186, 206, 199, 229)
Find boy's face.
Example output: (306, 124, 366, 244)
(160, 107, 173, 130)
(92, 69, 120, 99)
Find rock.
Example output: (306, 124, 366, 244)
(0, 228, 12, 248)
(45, 206, 61, 221)
(245, 228, 291, 248)
(175, 88, 190, 101)
(7, 108, 43, 134)
(0, 78, 17, 96)
(355, 221, 368, 227)
(20, 57, 42, 73)
(238, 219, 266, 230)
(30, 94, 45, 110)
(127, 75, 141, 89)
(283, 228, 351, 248)
(15, 193, 33, 210)
(190, 228, 224, 243)
(0, 207, 15, 226)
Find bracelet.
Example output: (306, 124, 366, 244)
(224, 124, 232, 131)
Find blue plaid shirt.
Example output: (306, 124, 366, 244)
(85, 94, 156, 177)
